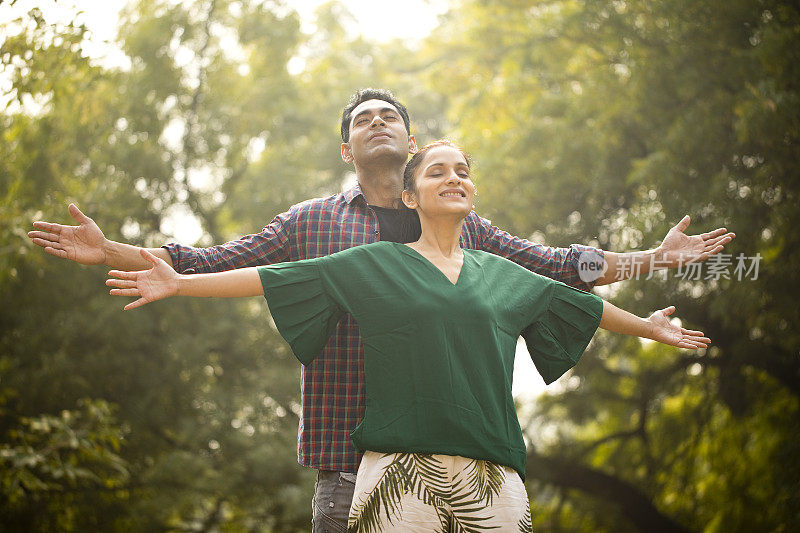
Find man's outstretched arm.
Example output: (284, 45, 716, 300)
(594, 215, 735, 286)
(28, 204, 174, 271)
(474, 213, 734, 290)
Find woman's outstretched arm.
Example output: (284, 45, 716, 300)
(599, 301, 710, 349)
(106, 249, 263, 310)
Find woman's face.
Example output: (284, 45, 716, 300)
(403, 146, 475, 219)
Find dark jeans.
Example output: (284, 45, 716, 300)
(312, 470, 356, 533)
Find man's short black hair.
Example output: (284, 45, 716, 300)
(340, 88, 411, 143)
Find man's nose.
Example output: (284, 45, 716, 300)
(369, 115, 386, 128)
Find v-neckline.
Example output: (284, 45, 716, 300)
(393, 242, 467, 287)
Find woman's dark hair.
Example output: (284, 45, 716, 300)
(402, 140, 472, 195)
(340, 88, 411, 143)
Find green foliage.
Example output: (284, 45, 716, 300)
(0, 2, 316, 530)
(0, 400, 128, 500)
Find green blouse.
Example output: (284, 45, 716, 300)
(257, 241, 602, 479)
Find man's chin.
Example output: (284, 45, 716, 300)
(360, 147, 408, 166)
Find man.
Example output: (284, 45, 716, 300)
(28, 88, 734, 531)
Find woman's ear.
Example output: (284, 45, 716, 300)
(401, 189, 417, 209)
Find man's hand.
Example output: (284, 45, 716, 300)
(106, 250, 179, 310)
(646, 306, 710, 349)
(28, 204, 107, 265)
(657, 215, 735, 267)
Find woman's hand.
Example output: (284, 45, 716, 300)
(645, 306, 710, 349)
(106, 249, 179, 310)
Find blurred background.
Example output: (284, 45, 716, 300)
(1, 0, 798, 530)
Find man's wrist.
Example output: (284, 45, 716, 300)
(633, 247, 668, 275)
(652, 245, 668, 267)
(99, 238, 114, 265)
(644, 316, 656, 340)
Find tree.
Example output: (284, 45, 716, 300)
(1, 3, 312, 529)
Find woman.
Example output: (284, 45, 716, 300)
(107, 140, 709, 532)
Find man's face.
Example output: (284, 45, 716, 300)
(341, 99, 416, 167)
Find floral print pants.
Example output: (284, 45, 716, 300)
(348, 451, 532, 532)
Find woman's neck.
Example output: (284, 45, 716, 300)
(411, 214, 464, 257)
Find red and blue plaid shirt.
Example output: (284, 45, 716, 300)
(164, 184, 602, 473)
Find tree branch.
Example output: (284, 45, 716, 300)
(527, 450, 694, 533)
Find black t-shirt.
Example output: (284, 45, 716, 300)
(370, 205, 421, 244)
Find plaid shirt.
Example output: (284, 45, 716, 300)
(164, 184, 602, 473)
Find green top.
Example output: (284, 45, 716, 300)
(257, 241, 603, 479)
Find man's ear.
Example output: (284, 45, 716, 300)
(408, 135, 418, 154)
(402, 189, 417, 209)
(341, 143, 353, 163)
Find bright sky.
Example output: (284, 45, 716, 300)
(0, 0, 449, 48)
(1, 0, 551, 403)
(292, 0, 449, 41)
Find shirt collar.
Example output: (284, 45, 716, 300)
(343, 182, 367, 205)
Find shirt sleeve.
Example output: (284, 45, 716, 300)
(162, 209, 293, 274)
(521, 281, 604, 384)
(257, 259, 345, 365)
(469, 212, 604, 291)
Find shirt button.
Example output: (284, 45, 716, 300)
(329, 501, 335, 508)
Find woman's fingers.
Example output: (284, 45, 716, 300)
(682, 333, 709, 342)
(686, 340, 708, 348)
(109, 288, 140, 297)
(679, 341, 707, 349)
(108, 270, 138, 280)
(106, 278, 136, 288)
(106, 271, 150, 308)
(678, 335, 710, 349)
(123, 298, 148, 311)
(678, 339, 707, 349)
(104, 267, 152, 310)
